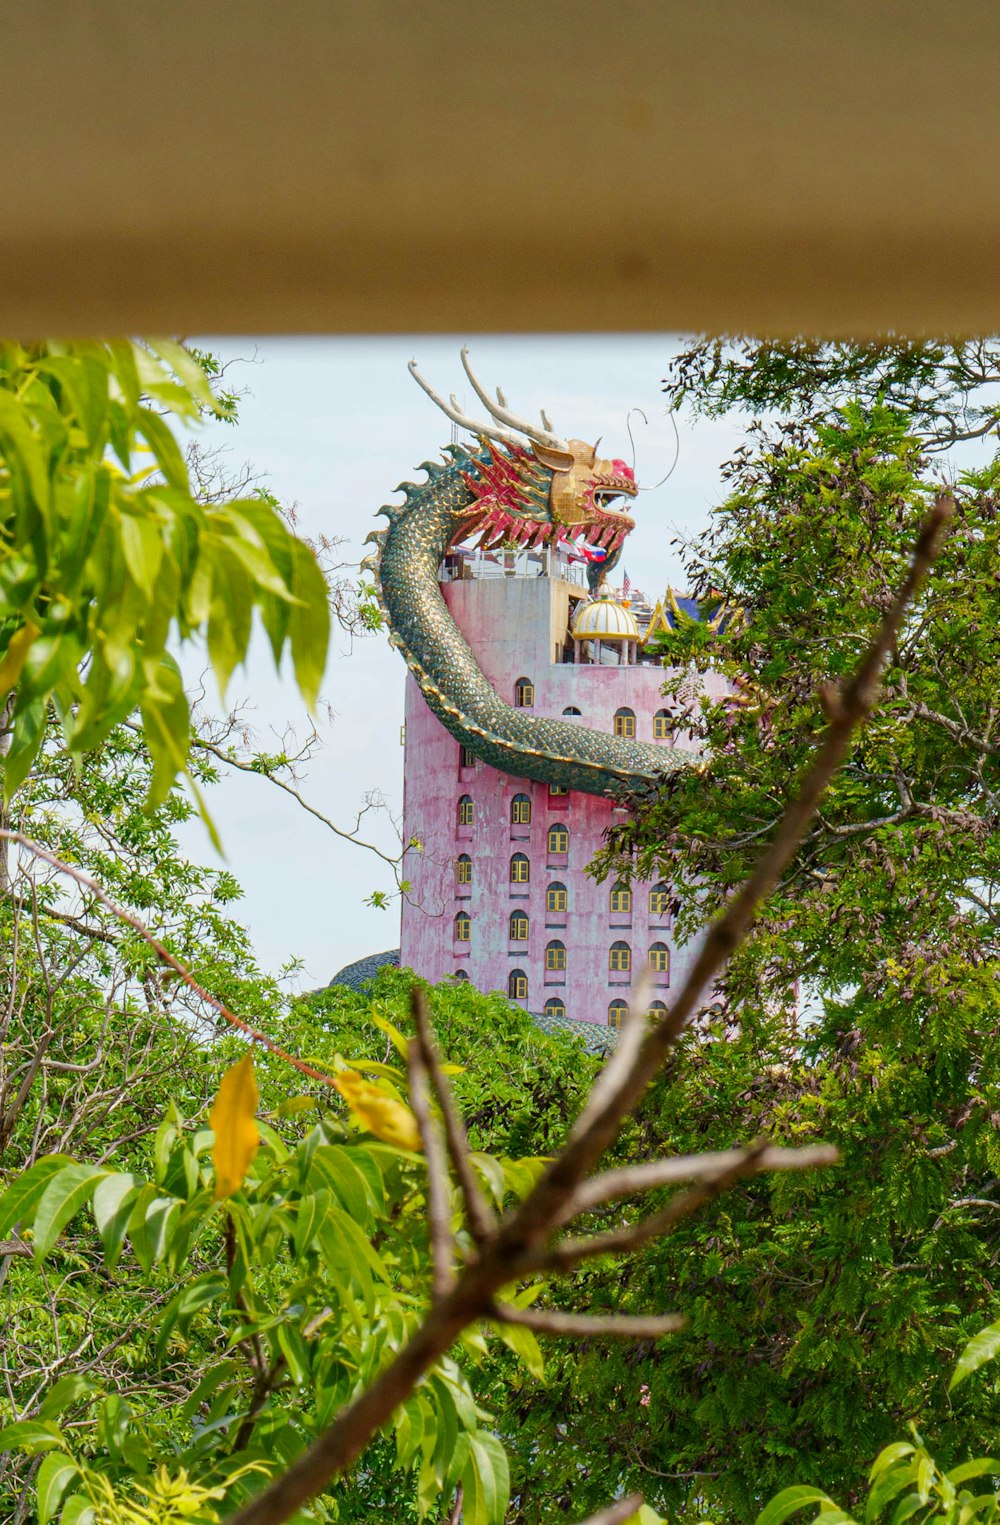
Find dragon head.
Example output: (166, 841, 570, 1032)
(409, 350, 638, 589)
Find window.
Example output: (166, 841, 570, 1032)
(549, 782, 569, 796)
(510, 853, 530, 884)
(547, 823, 569, 855)
(546, 881, 568, 913)
(454, 970, 470, 982)
(653, 709, 671, 739)
(609, 882, 632, 915)
(545, 940, 567, 971)
(614, 707, 636, 738)
(454, 911, 471, 942)
(457, 794, 473, 827)
(649, 942, 670, 975)
(648, 999, 668, 1018)
(649, 883, 671, 918)
(456, 854, 472, 885)
(544, 996, 566, 1019)
(514, 677, 535, 708)
(460, 743, 477, 768)
(511, 793, 532, 825)
(608, 999, 628, 1029)
(509, 910, 529, 941)
(562, 706, 581, 716)
(609, 941, 631, 972)
(508, 969, 528, 1000)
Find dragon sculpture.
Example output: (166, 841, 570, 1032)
(363, 349, 695, 799)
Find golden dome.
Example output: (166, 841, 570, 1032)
(571, 596, 641, 642)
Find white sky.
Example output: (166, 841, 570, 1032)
(177, 337, 746, 987)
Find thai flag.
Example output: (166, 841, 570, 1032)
(578, 544, 608, 565)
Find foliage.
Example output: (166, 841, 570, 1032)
(0, 341, 330, 831)
(754, 1320, 1000, 1523)
(0, 992, 587, 1525)
(664, 336, 1000, 450)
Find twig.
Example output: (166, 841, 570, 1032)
(489, 1304, 685, 1340)
(560, 1142, 840, 1227)
(410, 989, 494, 1243)
(407, 1037, 454, 1299)
(0, 832, 342, 1091)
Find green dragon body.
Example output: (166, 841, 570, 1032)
(364, 352, 695, 799)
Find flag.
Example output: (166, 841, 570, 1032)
(622, 572, 631, 598)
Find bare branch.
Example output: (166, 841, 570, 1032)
(573, 1496, 645, 1525)
(489, 1304, 686, 1340)
(411, 988, 494, 1243)
(559, 1142, 840, 1226)
(0, 833, 342, 1092)
(407, 1037, 454, 1300)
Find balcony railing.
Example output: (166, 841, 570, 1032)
(439, 546, 590, 589)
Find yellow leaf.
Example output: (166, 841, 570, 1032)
(333, 1069, 422, 1152)
(0, 621, 39, 699)
(209, 1054, 260, 1200)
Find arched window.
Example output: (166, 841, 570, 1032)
(545, 939, 567, 971)
(614, 707, 636, 738)
(454, 969, 470, 982)
(510, 852, 530, 884)
(454, 911, 471, 943)
(549, 782, 569, 796)
(547, 823, 569, 855)
(649, 942, 670, 976)
(649, 883, 671, 918)
(514, 677, 535, 708)
(511, 793, 532, 825)
(509, 910, 529, 941)
(457, 794, 473, 827)
(456, 854, 472, 885)
(653, 709, 671, 740)
(546, 881, 568, 913)
(609, 940, 631, 972)
(608, 999, 628, 1029)
(648, 999, 668, 1018)
(460, 743, 477, 767)
(544, 996, 566, 1019)
(508, 969, 528, 1000)
(609, 882, 632, 915)
(562, 705, 582, 716)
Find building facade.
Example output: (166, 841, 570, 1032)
(399, 546, 727, 1028)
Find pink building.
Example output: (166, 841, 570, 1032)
(399, 548, 727, 1030)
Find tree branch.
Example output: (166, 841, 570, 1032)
(573, 1496, 645, 1525)
(489, 1304, 686, 1340)
(410, 989, 494, 1243)
(407, 1036, 454, 1299)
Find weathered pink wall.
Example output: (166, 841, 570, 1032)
(399, 574, 727, 1027)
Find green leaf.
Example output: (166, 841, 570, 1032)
(493, 1319, 545, 1381)
(756, 1487, 841, 1525)
(0, 1155, 73, 1237)
(59, 1497, 96, 1525)
(870, 1444, 916, 1481)
(136, 405, 190, 491)
(950, 1320, 1000, 1391)
(37, 1374, 99, 1421)
(946, 1457, 1000, 1485)
(460, 1431, 510, 1525)
(91, 1173, 140, 1271)
(36, 1452, 79, 1525)
(0, 1420, 66, 1454)
(287, 536, 329, 711)
(33, 1164, 107, 1259)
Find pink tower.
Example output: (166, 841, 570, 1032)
(399, 548, 726, 1030)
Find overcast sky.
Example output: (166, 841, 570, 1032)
(177, 337, 746, 988)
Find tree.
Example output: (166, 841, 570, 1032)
(557, 350, 1000, 1516)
